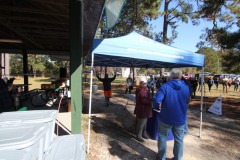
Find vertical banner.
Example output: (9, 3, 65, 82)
(208, 95, 222, 115)
(105, 0, 126, 29)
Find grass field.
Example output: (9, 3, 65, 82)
(13, 76, 239, 99)
(13, 76, 53, 90)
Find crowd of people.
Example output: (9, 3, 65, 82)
(95, 69, 239, 160)
(96, 69, 191, 160)
(221, 75, 239, 93)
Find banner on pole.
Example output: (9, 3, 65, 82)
(208, 95, 222, 115)
(105, 0, 126, 29)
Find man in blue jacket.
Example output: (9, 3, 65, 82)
(154, 68, 190, 160)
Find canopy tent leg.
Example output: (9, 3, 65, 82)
(87, 53, 95, 154)
(199, 67, 204, 137)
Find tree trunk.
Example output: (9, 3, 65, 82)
(162, 0, 171, 75)
(162, 0, 170, 44)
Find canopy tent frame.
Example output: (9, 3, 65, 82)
(87, 53, 95, 154)
(200, 67, 204, 137)
(86, 32, 205, 68)
(86, 32, 205, 153)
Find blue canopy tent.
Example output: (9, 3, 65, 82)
(86, 31, 205, 151)
(86, 31, 204, 68)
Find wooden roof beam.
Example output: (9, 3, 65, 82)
(0, 15, 69, 25)
(0, 21, 44, 49)
(28, 0, 69, 6)
(0, 6, 68, 17)
(12, 23, 69, 32)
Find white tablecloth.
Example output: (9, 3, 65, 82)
(123, 94, 135, 107)
(123, 94, 135, 102)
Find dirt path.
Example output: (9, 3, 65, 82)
(82, 90, 240, 160)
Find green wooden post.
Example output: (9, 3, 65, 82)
(70, 0, 83, 134)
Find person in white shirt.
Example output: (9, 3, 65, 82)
(125, 75, 133, 94)
(222, 75, 229, 93)
(147, 75, 156, 96)
(233, 77, 239, 92)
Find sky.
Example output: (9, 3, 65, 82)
(149, 2, 238, 53)
(150, 19, 213, 53)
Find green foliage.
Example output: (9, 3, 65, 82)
(198, 0, 225, 21)
(196, 0, 239, 49)
(222, 50, 240, 73)
(9, 54, 23, 75)
(197, 27, 226, 49)
(197, 29, 240, 74)
(195, 1, 239, 73)
(218, 29, 240, 50)
(28, 54, 46, 75)
(155, 0, 195, 44)
(180, 67, 198, 74)
(197, 47, 219, 73)
(44, 60, 60, 77)
(99, 0, 162, 38)
(9, 54, 67, 77)
(218, 30, 240, 73)
(199, 0, 239, 26)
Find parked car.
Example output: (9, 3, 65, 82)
(213, 74, 230, 83)
(163, 72, 170, 77)
(195, 72, 213, 82)
(182, 74, 193, 80)
(229, 74, 236, 79)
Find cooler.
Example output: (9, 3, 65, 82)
(0, 110, 58, 152)
(0, 123, 49, 160)
(44, 134, 86, 160)
(147, 110, 174, 141)
(0, 150, 31, 160)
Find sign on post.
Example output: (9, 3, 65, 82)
(208, 95, 222, 116)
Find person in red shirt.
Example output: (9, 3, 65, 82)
(134, 77, 152, 142)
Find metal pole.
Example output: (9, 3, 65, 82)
(199, 67, 204, 137)
(87, 53, 94, 154)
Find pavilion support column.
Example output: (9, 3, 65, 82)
(70, 0, 83, 134)
(23, 50, 29, 92)
(0, 53, 2, 77)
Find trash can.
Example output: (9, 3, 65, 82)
(44, 134, 86, 160)
(146, 110, 174, 141)
(92, 85, 98, 93)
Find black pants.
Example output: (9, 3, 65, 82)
(125, 86, 133, 94)
(234, 83, 239, 91)
(208, 84, 213, 92)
